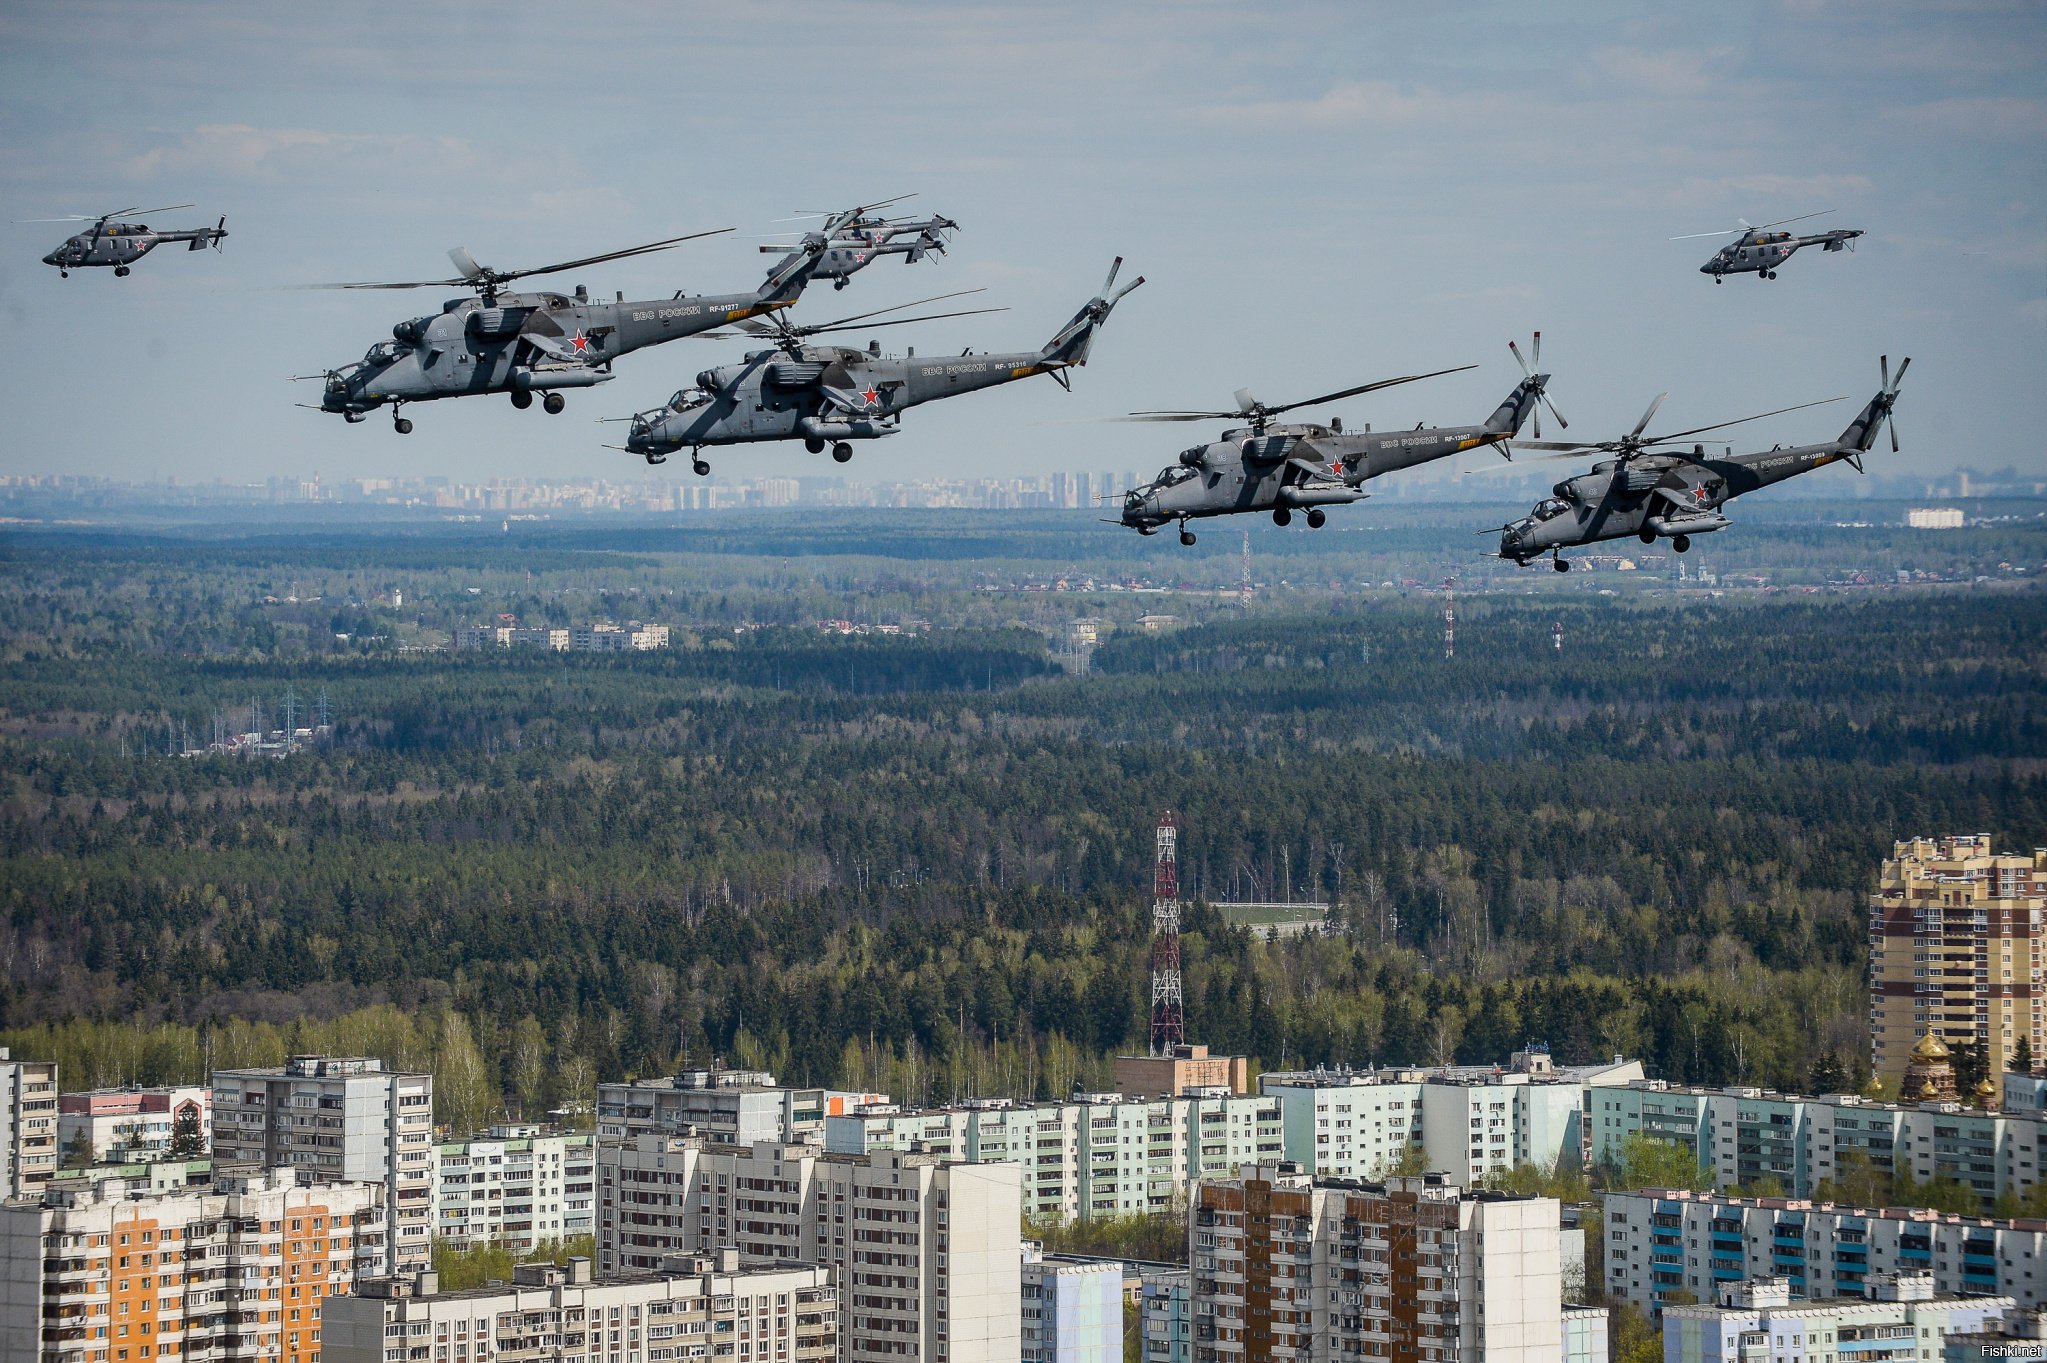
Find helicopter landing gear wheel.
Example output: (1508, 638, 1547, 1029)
(1672, 535, 1691, 553)
(1640, 529, 1656, 544)
(805, 436, 825, 454)
(1273, 507, 1292, 527)
(1552, 555, 1570, 573)
(692, 459, 710, 477)
(510, 390, 533, 410)
(832, 443, 853, 463)
(1179, 528, 1196, 546)
(1306, 508, 1327, 529)
(393, 415, 413, 435)
(542, 392, 565, 415)
(114, 265, 130, 277)
(59, 270, 69, 279)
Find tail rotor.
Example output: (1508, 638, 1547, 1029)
(1506, 331, 1567, 439)
(1879, 354, 1910, 455)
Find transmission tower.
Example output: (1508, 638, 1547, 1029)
(1149, 812, 1186, 1055)
(1443, 586, 1455, 660)
(1239, 531, 1252, 601)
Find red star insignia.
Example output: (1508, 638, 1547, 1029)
(860, 384, 881, 407)
(1330, 461, 1345, 476)
(854, 251, 867, 263)
(570, 332, 591, 354)
(1693, 486, 1710, 504)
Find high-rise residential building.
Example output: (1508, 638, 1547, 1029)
(431, 1124, 596, 1252)
(1658, 1273, 2012, 1362)
(1021, 1244, 1123, 1362)
(58, 1087, 210, 1164)
(824, 1090, 1284, 1222)
(1259, 1050, 1643, 1187)
(1190, 1166, 1564, 1362)
(599, 1136, 1022, 1362)
(1140, 1266, 1192, 1363)
(209, 1054, 434, 1271)
(0, 1165, 385, 1363)
(1586, 1078, 2047, 1207)
(1870, 835, 2047, 1085)
(1, 1046, 59, 1200)
(597, 1068, 886, 1147)
(1604, 1187, 2047, 1319)
(323, 1253, 836, 1363)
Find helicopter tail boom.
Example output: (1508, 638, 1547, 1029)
(1037, 257, 1144, 367)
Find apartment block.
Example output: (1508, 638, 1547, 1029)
(1191, 1166, 1564, 1362)
(1259, 1050, 1643, 1187)
(599, 1136, 1021, 1361)
(323, 1253, 835, 1363)
(1660, 1273, 2011, 1362)
(454, 625, 570, 650)
(572, 622, 670, 652)
(597, 1069, 885, 1147)
(1021, 1243, 1122, 1362)
(0, 1165, 384, 1363)
(1604, 1188, 2047, 1319)
(1870, 835, 2047, 1085)
(1, 1046, 60, 1200)
(824, 1090, 1283, 1221)
(58, 1087, 210, 1164)
(210, 1054, 434, 1271)
(1587, 1081, 2047, 1207)
(1140, 1266, 1192, 1363)
(431, 1124, 596, 1251)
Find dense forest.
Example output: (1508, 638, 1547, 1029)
(1, 527, 2042, 1131)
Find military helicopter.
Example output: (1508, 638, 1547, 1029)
(620, 258, 1143, 474)
(300, 223, 885, 433)
(1496, 356, 1908, 570)
(1675, 211, 1865, 282)
(21, 204, 227, 278)
(1118, 335, 1567, 544)
(758, 195, 957, 290)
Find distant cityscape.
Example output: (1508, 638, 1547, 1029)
(3, 463, 2044, 515)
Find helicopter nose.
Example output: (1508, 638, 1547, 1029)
(42, 252, 60, 266)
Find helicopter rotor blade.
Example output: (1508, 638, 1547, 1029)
(1890, 418, 1901, 454)
(1114, 412, 1234, 423)
(1880, 354, 1889, 393)
(1759, 209, 1835, 230)
(1669, 228, 1741, 241)
(1637, 395, 1848, 447)
(1264, 364, 1478, 418)
(1890, 356, 1911, 390)
(490, 227, 734, 285)
(793, 306, 1007, 340)
(777, 288, 989, 337)
(1629, 393, 1668, 441)
(1507, 339, 1530, 379)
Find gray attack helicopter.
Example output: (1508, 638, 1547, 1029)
(1118, 335, 1567, 544)
(23, 204, 227, 277)
(759, 195, 956, 290)
(300, 221, 900, 433)
(1675, 211, 1865, 282)
(1496, 356, 1908, 570)
(619, 258, 1143, 474)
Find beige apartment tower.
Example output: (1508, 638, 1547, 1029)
(1871, 835, 2047, 1087)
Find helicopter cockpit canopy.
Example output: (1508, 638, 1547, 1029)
(668, 388, 713, 413)
(361, 340, 406, 369)
(1530, 496, 1572, 523)
(1151, 465, 1198, 490)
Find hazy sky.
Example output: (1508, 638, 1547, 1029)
(1, 1, 2040, 486)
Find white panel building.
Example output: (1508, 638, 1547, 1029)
(599, 1135, 1022, 1362)
(209, 1053, 434, 1271)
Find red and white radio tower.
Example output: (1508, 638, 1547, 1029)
(1149, 812, 1186, 1054)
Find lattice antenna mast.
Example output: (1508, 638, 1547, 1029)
(1149, 812, 1186, 1054)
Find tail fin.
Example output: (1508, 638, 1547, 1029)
(1836, 355, 1910, 457)
(1483, 377, 1545, 435)
(1038, 257, 1144, 367)
(1488, 333, 1567, 438)
(757, 237, 824, 302)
